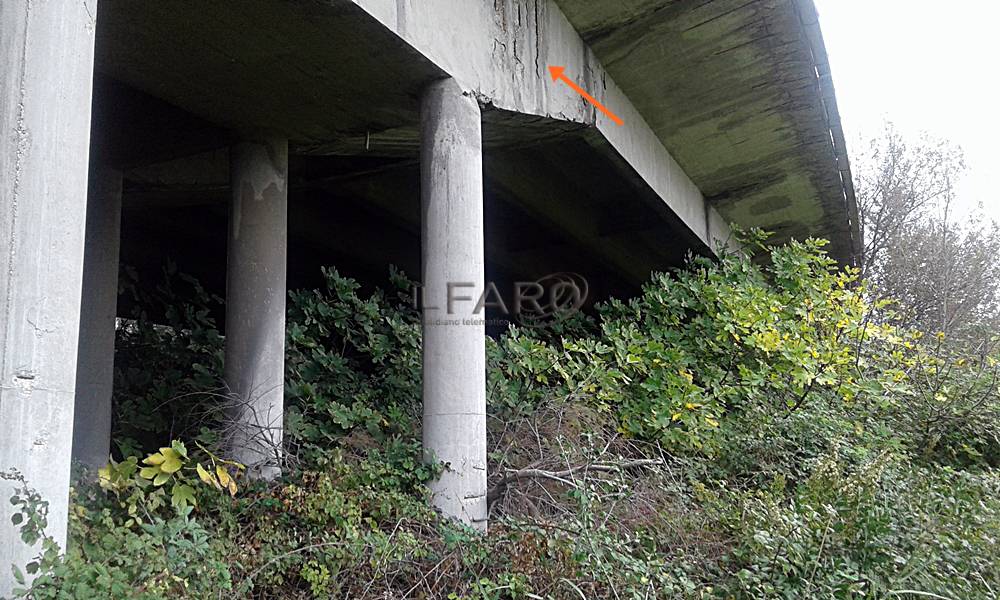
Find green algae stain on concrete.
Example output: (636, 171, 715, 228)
(553, 0, 856, 262)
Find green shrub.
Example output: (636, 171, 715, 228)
(284, 266, 423, 466)
(490, 234, 915, 455)
(112, 263, 226, 457)
(707, 447, 1000, 598)
(10, 233, 999, 598)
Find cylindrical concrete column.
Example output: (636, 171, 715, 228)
(224, 137, 288, 480)
(420, 78, 488, 530)
(0, 0, 99, 593)
(72, 166, 123, 471)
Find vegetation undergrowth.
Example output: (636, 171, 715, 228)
(6, 232, 999, 599)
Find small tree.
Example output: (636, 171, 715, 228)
(856, 123, 1000, 341)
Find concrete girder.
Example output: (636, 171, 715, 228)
(354, 0, 733, 254)
(94, 0, 732, 260)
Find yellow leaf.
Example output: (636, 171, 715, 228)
(216, 466, 232, 488)
(705, 418, 719, 427)
(160, 456, 183, 474)
(671, 412, 682, 421)
(228, 479, 238, 497)
(196, 463, 216, 487)
(143, 453, 166, 466)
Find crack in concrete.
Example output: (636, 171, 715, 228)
(25, 314, 57, 337)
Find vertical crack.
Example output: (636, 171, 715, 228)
(533, 0, 541, 78)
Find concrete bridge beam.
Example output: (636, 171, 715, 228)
(224, 137, 288, 480)
(420, 78, 488, 530)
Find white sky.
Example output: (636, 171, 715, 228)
(814, 0, 999, 225)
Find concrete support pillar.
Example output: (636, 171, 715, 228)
(72, 166, 123, 471)
(224, 137, 288, 480)
(0, 0, 98, 592)
(420, 78, 488, 529)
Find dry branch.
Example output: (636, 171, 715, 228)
(486, 459, 662, 506)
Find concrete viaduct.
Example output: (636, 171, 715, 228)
(1, 0, 857, 588)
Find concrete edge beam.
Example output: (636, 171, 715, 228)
(354, 0, 734, 255)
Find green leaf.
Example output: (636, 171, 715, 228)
(171, 440, 189, 459)
(171, 483, 197, 509)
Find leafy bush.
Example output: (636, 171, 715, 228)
(8, 233, 1000, 598)
(708, 446, 1000, 598)
(490, 234, 914, 454)
(882, 336, 1000, 468)
(112, 263, 226, 456)
(284, 267, 423, 466)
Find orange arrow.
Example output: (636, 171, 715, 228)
(548, 65, 623, 126)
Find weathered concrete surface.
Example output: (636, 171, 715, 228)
(92, 0, 856, 264)
(552, 0, 858, 262)
(224, 138, 288, 480)
(0, 0, 99, 593)
(354, 0, 734, 254)
(354, 0, 854, 261)
(420, 79, 488, 529)
(72, 165, 124, 471)
(92, 0, 732, 258)
(95, 1, 445, 151)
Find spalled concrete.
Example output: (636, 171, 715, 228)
(0, 0, 99, 592)
(72, 165, 124, 471)
(224, 138, 288, 480)
(420, 79, 488, 529)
